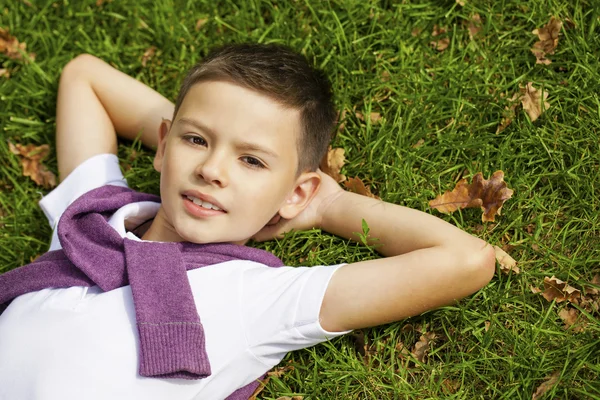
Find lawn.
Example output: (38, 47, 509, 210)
(1, 0, 599, 398)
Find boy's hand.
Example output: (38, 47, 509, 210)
(252, 169, 344, 242)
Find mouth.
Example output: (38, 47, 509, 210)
(181, 191, 227, 218)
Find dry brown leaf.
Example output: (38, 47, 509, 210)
(496, 93, 520, 133)
(531, 17, 562, 65)
(430, 25, 450, 51)
(442, 378, 461, 394)
(411, 27, 422, 37)
(541, 276, 581, 304)
(8, 142, 56, 188)
(0, 68, 9, 79)
(343, 177, 381, 200)
(558, 307, 586, 332)
(355, 111, 382, 124)
(456, 0, 465, 6)
(411, 332, 436, 363)
(493, 245, 520, 274)
(248, 365, 294, 400)
(320, 146, 346, 183)
(195, 18, 208, 31)
(520, 82, 550, 122)
(412, 138, 425, 148)
(141, 46, 157, 67)
(0, 27, 35, 62)
(532, 371, 560, 400)
(468, 14, 483, 39)
(429, 170, 514, 222)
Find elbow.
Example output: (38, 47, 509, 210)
(60, 54, 100, 82)
(468, 240, 496, 288)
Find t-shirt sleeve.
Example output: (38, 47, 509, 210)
(39, 154, 128, 251)
(240, 263, 352, 367)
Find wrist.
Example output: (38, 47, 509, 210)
(316, 189, 346, 231)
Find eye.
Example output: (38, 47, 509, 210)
(241, 156, 266, 169)
(184, 135, 207, 147)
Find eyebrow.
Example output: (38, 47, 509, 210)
(176, 117, 279, 159)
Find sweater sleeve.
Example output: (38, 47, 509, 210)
(123, 239, 211, 379)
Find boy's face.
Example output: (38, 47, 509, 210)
(149, 80, 317, 244)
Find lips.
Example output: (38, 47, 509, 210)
(181, 190, 227, 219)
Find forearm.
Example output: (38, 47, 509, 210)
(56, 54, 174, 180)
(321, 191, 490, 257)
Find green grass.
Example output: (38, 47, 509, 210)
(1, 0, 600, 398)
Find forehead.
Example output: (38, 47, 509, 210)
(177, 81, 301, 161)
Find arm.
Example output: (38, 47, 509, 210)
(56, 54, 174, 181)
(318, 181, 496, 332)
(255, 171, 496, 332)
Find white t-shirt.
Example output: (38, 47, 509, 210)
(0, 154, 350, 400)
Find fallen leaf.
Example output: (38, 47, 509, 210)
(343, 176, 381, 200)
(531, 17, 562, 65)
(468, 14, 483, 39)
(141, 46, 157, 67)
(0, 27, 35, 61)
(411, 27, 422, 37)
(412, 138, 425, 148)
(355, 111, 382, 124)
(541, 276, 581, 304)
(319, 146, 346, 183)
(442, 378, 461, 394)
(532, 371, 560, 400)
(520, 82, 550, 122)
(195, 18, 208, 31)
(0, 68, 9, 78)
(558, 307, 585, 332)
(430, 25, 450, 51)
(456, 0, 465, 6)
(267, 365, 294, 378)
(429, 170, 514, 222)
(484, 321, 491, 332)
(8, 142, 56, 188)
(496, 93, 520, 133)
(411, 332, 436, 363)
(493, 245, 520, 274)
(249, 365, 295, 400)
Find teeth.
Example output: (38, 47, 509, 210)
(186, 195, 222, 211)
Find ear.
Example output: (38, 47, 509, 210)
(153, 119, 172, 172)
(278, 172, 321, 220)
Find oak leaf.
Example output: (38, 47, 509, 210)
(431, 25, 449, 51)
(496, 93, 520, 133)
(320, 146, 346, 183)
(493, 245, 519, 274)
(520, 82, 550, 122)
(429, 170, 514, 222)
(532, 371, 560, 400)
(411, 332, 436, 363)
(249, 365, 294, 400)
(8, 142, 56, 189)
(195, 18, 208, 31)
(468, 13, 483, 39)
(0, 27, 35, 61)
(355, 111, 382, 124)
(343, 176, 381, 200)
(540, 276, 581, 304)
(558, 307, 586, 332)
(141, 46, 156, 67)
(531, 17, 562, 65)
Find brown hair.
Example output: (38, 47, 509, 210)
(172, 43, 337, 173)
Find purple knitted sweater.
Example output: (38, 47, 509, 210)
(0, 185, 283, 399)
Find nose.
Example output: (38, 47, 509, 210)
(196, 150, 229, 187)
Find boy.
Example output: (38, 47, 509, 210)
(0, 44, 495, 399)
